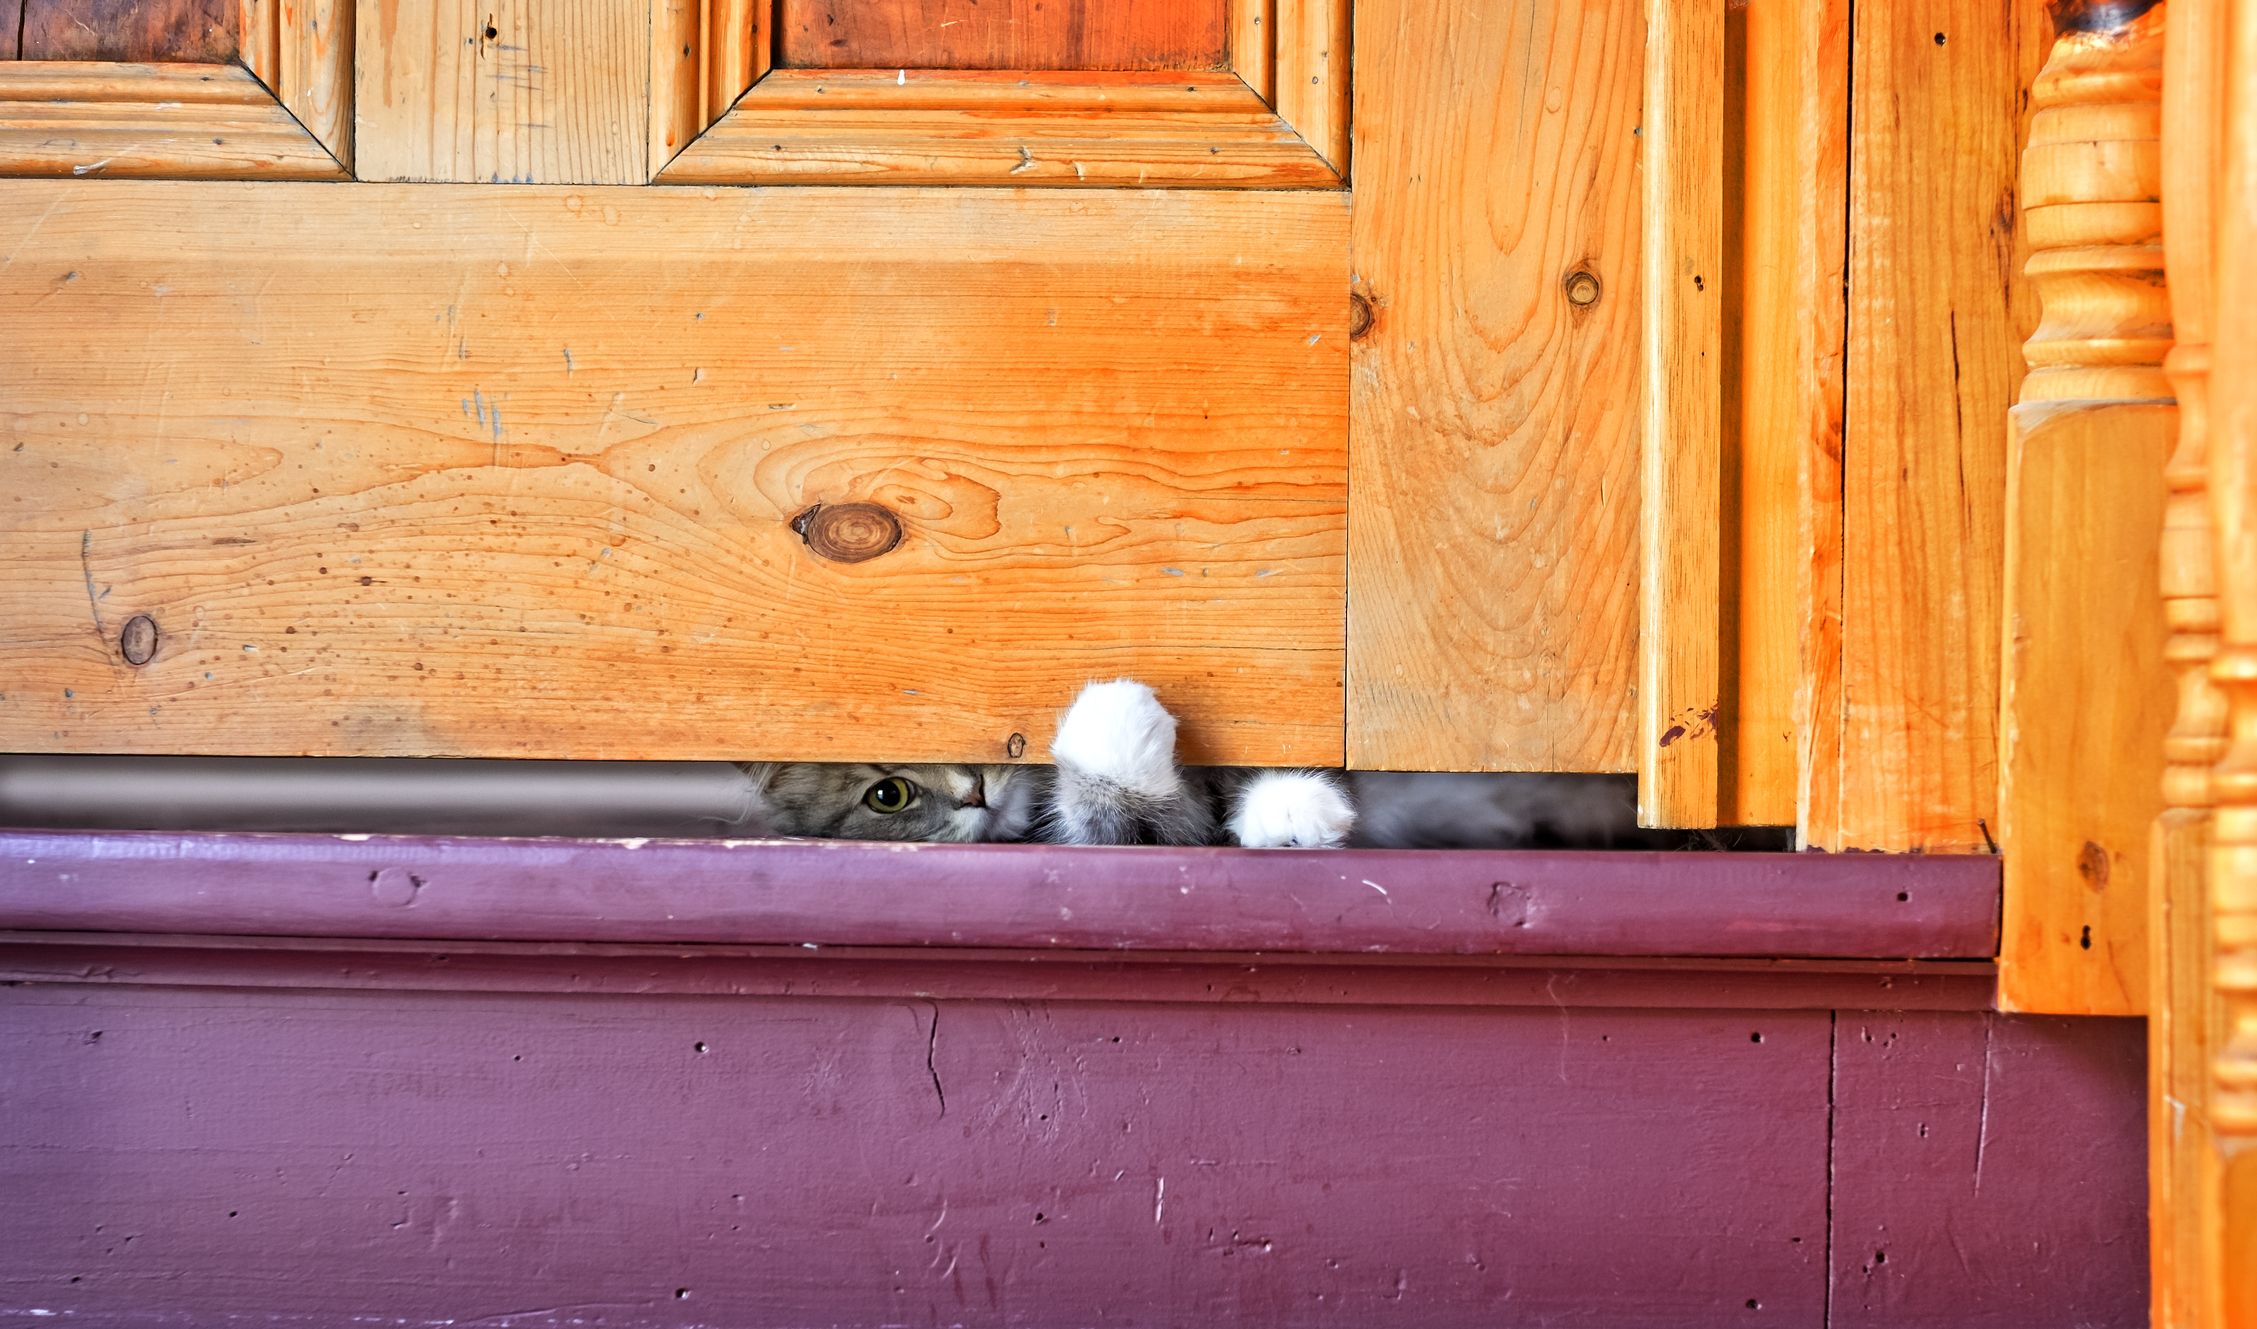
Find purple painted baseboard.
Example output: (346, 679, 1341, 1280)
(0, 831, 2000, 957)
(0, 831, 2131, 1327)
(0, 989, 2141, 1327)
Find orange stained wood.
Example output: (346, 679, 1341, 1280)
(1825, 0, 2048, 850)
(1996, 7, 2168, 1019)
(1728, 0, 1848, 829)
(2156, 0, 2232, 1315)
(1996, 400, 2169, 1015)
(0, 182, 1350, 764)
(1638, 0, 1724, 826)
(1346, 0, 1643, 773)
(0, 62, 346, 178)
(778, 0, 1228, 71)
(15, 0, 235, 62)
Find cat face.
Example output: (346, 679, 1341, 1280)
(751, 762, 1042, 843)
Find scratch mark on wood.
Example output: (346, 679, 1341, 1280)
(79, 530, 104, 639)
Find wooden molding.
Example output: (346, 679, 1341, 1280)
(1638, 0, 1726, 828)
(651, 1, 1344, 186)
(1995, 6, 2171, 1018)
(0, 61, 346, 179)
(0, 0, 349, 179)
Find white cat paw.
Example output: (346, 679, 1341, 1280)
(1229, 771, 1354, 848)
(1050, 679, 1180, 796)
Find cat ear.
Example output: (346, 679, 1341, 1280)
(733, 761, 782, 795)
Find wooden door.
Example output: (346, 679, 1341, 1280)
(0, 0, 1669, 779)
(0, 0, 1362, 766)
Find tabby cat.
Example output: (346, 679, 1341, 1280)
(743, 680, 1669, 849)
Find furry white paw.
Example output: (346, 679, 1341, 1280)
(1050, 679, 1180, 796)
(1229, 771, 1355, 848)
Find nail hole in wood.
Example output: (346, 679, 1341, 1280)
(1348, 292, 1374, 339)
(119, 615, 159, 666)
(793, 502, 902, 564)
(1564, 269, 1603, 307)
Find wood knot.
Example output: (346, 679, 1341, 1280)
(119, 614, 159, 666)
(1564, 269, 1603, 308)
(793, 502, 902, 563)
(1348, 292, 1374, 340)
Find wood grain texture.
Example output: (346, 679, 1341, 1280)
(2153, 809, 2228, 1328)
(276, 0, 350, 172)
(1792, 0, 1852, 850)
(0, 60, 347, 177)
(1231, 0, 1272, 103)
(355, 0, 648, 184)
(777, 0, 1229, 71)
(236, 0, 278, 86)
(1996, 401, 2171, 1015)
(2156, 0, 2231, 1317)
(17, 0, 236, 61)
(659, 70, 1340, 186)
(2211, 0, 2257, 1176)
(1828, 1012, 2150, 1325)
(2, 2, 22, 59)
(1734, 0, 1848, 829)
(1345, 0, 1643, 773)
(1828, 0, 2048, 850)
(0, 182, 1349, 764)
(1271, 0, 1346, 173)
(1638, 0, 1724, 826)
(650, 0, 701, 167)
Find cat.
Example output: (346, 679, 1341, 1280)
(743, 679, 1684, 850)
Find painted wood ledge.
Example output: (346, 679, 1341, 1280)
(0, 831, 2001, 958)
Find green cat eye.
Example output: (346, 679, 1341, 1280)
(863, 776, 917, 814)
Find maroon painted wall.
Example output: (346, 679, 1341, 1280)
(0, 833, 2141, 1326)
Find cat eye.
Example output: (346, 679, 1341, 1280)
(863, 777, 918, 814)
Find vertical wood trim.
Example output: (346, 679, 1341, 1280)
(2155, 0, 2228, 1311)
(651, 0, 701, 173)
(1638, 0, 1724, 828)
(1835, 0, 2045, 850)
(1996, 7, 2169, 1019)
(1345, 0, 1644, 774)
(1793, 0, 1852, 849)
(2207, 0, 2257, 1307)
(277, 0, 351, 172)
(1232, 0, 1275, 105)
(239, 0, 281, 90)
(707, 0, 766, 120)
(1274, 0, 1348, 174)
(1736, 0, 1849, 828)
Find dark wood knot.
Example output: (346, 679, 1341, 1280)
(793, 502, 902, 563)
(1348, 292, 1374, 340)
(1564, 269, 1603, 308)
(119, 614, 159, 666)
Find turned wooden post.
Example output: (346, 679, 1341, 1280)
(1997, 0, 2171, 1014)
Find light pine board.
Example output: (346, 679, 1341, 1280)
(0, 182, 1349, 764)
(355, 0, 647, 184)
(1996, 401, 2171, 1014)
(1830, 0, 2048, 849)
(1346, 0, 1643, 773)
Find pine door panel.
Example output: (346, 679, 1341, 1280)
(0, 181, 1348, 764)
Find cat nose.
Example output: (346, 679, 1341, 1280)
(962, 774, 987, 809)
